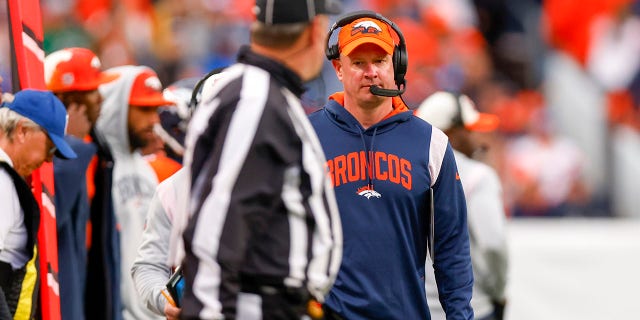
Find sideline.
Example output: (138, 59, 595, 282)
(505, 218, 640, 320)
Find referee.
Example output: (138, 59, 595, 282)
(180, 0, 343, 319)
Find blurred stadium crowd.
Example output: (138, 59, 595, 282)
(1, 0, 639, 218)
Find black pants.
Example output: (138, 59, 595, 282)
(322, 304, 345, 320)
(0, 261, 26, 318)
(232, 285, 309, 320)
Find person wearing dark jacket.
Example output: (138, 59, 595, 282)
(180, 0, 344, 319)
(308, 11, 474, 319)
(84, 122, 120, 320)
(0, 89, 77, 319)
(45, 47, 118, 320)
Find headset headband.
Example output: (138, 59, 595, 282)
(325, 10, 406, 60)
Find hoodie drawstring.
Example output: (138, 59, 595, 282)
(358, 126, 378, 190)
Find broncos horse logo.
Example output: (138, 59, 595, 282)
(357, 185, 382, 199)
(351, 20, 383, 36)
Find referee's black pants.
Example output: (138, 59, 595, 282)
(232, 285, 309, 320)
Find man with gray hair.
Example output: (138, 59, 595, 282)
(0, 89, 76, 318)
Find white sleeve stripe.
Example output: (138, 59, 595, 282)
(282, 165, 308, 288)
(429, 128, 449, 187)
(183, 64, 244, 173)
(191, 66, 270, 319)
(283, 90, 343, 299)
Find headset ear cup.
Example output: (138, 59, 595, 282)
(393, 45, 407, 87)
(326, 44, 339, 61)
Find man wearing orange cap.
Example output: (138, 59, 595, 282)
(44, 47, 118, 320)
(88, 65, 174, 320)
(416, 92, 509, 320)
(309, 11, 474, 319)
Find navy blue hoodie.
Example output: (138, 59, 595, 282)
(54, 136, 96, 320)
(309, 93, 473, 319)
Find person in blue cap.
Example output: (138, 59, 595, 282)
(0, 89, 76, 318)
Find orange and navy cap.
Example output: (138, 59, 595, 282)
(45, 47, 118, 92)
(338, 17, 395, 56)
(415, 91, 499, 132)
(129, 69, 175, 107)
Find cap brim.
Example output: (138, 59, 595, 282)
(466, 113, 500, 132)
(55, 72, 120, 92)
(49, 133, 77, 159)
(341, 38, 394, 56)
(82, 72, 120, 91)
(130, 95, 177, 107)
(97, 72, 120, 86)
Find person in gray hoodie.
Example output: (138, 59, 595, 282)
(95, 65, 174, 320)
(416, 91, 509, 320)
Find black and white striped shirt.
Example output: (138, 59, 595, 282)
(181, 46, 342, 319)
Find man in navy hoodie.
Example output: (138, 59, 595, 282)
(45, 47, 118, 320)
(309, 11, 474, 319)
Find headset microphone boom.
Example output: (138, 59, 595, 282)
(369, 84, 405, 97)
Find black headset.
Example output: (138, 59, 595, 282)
(188, 66, 227, 111)
(325, 10, 408, 95)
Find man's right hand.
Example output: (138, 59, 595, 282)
(164, 302, 180, 320)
